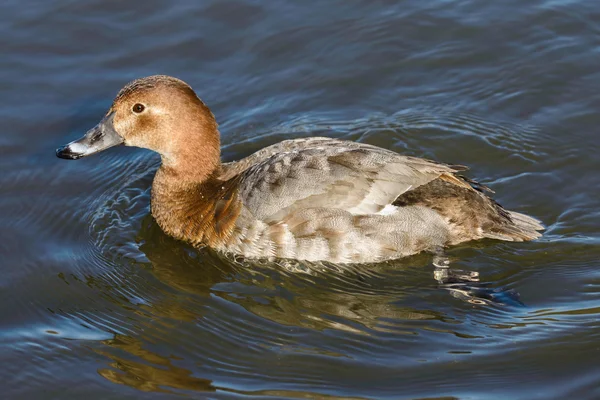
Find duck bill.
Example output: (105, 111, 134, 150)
(56, 113, 123, 160)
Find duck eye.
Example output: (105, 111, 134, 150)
(132, 103, 145, 113)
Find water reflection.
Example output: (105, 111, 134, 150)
(97, 335, 217, 394)
(87, 207, 488, 394)
(137, 215, 454, 334)
(97, 334, 369, 398)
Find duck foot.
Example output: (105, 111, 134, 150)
(443, 283, 525, 307)
(431, 251, 524, 306)
(432, 252, 479, 284)
(434, 266, 480, 284)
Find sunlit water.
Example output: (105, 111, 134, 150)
(2, 1, 600, 399)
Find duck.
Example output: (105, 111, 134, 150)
(56, 75, 543, 264)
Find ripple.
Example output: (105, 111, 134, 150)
(0, 105, 583, 399)
(72, 165, 580, 398)
(3, 0, 600, 397)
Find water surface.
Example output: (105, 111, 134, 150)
(1, 1, 600, 399)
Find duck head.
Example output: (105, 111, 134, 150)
(56, 75, 220, 176)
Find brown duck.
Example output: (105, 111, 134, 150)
(56, 75, 543, 263)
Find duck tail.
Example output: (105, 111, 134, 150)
(485, 210, 544, 242)
(508, 210, 545, 240)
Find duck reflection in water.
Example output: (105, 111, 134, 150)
(91, 207, 523, 395)
(134, 214, 451, 332)
(93, 216, 448, 396)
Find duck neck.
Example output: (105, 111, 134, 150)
(150, 131, 243, 247)
(158, 122, 222, 188)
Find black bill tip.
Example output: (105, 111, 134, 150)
(56, 145, 84, 160)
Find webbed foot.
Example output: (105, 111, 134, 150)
(431, 250, 524, 307)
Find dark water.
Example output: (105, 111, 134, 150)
(2, 1, 600, 398)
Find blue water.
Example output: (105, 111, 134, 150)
(1, 1, 600, 399)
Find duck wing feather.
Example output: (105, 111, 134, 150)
(224, 138, 467, 222)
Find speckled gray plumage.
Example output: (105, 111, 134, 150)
(216, 138, 542, 263)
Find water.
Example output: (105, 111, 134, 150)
(2, 1, 600, 398)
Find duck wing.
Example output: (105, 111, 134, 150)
(233, 138, 467, 222)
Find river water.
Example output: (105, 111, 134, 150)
(2, 1, 599, 399)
